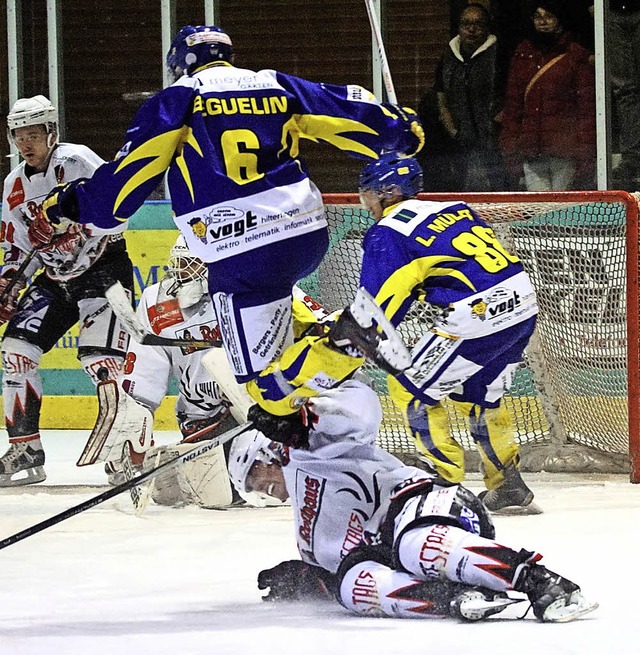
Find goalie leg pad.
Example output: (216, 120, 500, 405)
(145, 441, 233, 508)
(77, 381, 154, 466)
(80, 352, 124, 385)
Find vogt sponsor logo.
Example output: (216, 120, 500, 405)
(469, 288, 521, 322)
(208, 209, 258, 241)
(187, 207, 258, 244)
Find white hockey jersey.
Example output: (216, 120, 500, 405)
(283, 380, 434, 573)
(121, 280, 226, 419)
(1, 143, 127, 281)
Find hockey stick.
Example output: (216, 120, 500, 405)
(364, 0, 397, 103)
(0, 420, 254, 551)
(105, 281, 222, 348)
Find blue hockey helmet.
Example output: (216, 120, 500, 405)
(166, 25, 234, 81)
(359, 152, 423, 199)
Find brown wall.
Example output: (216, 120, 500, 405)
(1, 1, 450, 192)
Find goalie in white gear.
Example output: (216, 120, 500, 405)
(99, 235, 239, 508)
(228, 379, 597, 623)
(0, 95, 134, 487)
(86, 242, 344, 509)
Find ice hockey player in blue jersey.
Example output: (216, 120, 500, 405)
(39, 25, 424, 399)
(246, 154, 540, 514)
(355, 153, 539, 512)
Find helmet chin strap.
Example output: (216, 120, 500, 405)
(43, 131, 59, 167)
(46, 131, 57, 149)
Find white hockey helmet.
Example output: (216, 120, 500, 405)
(228, 429, 288, 507)
(7, 95, 58, 144)
(165, 234, 208, 308)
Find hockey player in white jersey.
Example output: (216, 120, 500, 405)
(228, 380, 597, 623)
(120, 235, 230, 442)
(88, 236, 329, 508)
(0, 95, 134, 486)
(112, 235, 236, 507)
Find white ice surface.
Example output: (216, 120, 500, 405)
(0, 430, 639, 655)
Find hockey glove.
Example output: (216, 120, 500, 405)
(0, 269, 26, 324)
(382, 103, 425, 157)
(27, 214, 56, 248)
(42, 179, 85, 225)
(247, 403, 316, 449)
(258, 560, 337, 602)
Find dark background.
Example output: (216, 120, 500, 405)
(0, 1, 450, 192)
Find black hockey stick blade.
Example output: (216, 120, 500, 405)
(105, 281, 222, 349)
(0, 420, 254, 551)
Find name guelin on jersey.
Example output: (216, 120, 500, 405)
(298, 475, 322, 546)
(193, 94, 288, 117)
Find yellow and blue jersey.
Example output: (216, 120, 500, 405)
(72, 62, 417, 262)
(360, 199, 537, 335)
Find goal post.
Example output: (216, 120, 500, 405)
(301, 191, 640, 482)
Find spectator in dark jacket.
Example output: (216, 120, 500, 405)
(609, 0, 640, 190)
(434, 3, 508, 191)
(499, 1, 596, 190)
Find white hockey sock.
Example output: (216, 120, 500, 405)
(397, 524, 531, 592)
(338, 559, 450, 619)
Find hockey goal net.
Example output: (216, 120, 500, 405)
(298, 192, 640, 482)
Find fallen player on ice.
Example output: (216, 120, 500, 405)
(228, 378, 597, 623)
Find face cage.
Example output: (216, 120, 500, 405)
(165, 255, 206, 292)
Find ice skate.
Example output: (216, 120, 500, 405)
(104, 459, 126, 486)
(328, 287, 411, 375)
(478, 465, 542, 514)
(516, 564, 598, 622)
(450, 588, 522, 622)
(0, 439, 46, 487)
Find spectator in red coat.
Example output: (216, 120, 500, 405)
(499, 1, 596, 190)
